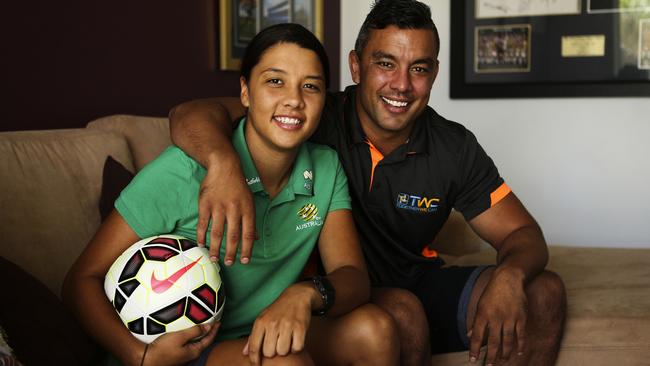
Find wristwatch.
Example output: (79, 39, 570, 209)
(309, 275, 335, 316)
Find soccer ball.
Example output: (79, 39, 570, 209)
(104, 235, 225, 343)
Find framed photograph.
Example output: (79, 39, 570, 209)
(450, 0, 650, 98)
(220, 0, 323, 70)
(475, 24, 531, 73)
(261, 0, 290, 28)
(587, 0, 650, 14)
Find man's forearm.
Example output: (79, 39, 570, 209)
(169, 97, 243, 168)
(495, 225, 549, 286)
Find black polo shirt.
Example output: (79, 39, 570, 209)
(311, 86, 509, 287)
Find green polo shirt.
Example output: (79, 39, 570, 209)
(115, 119, 351, 340)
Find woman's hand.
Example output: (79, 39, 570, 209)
(143, 322, 219, 366)
(242, 283, 319, 366)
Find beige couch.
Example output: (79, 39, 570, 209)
(1, 115, 649, 365)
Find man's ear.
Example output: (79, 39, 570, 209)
(349, 50, 361, 84)
(240, 76, 250, 108)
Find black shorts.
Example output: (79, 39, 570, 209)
(408, 265, 491, 354)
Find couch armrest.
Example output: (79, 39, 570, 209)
(0, 128, 133, 296)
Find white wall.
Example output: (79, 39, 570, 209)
(341, 0, 650, 248)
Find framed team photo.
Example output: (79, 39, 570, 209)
(474, 24, 531, 73)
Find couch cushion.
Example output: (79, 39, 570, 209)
(86, 114, 171, 171)
(443, 246, 650, 365)
(0, 128, 134, 296)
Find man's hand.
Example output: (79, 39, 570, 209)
(169, 97, 254, 265)
(144, 322, 219, 366)
(469, 268, 527, 366)
(242, 283, 318, 365)
(196, 157, 256, 266)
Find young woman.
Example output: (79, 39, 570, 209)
(63, 24, 399, 366)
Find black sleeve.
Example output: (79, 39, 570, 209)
(453, 129, 505, 220)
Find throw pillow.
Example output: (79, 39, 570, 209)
(0, 257, 102, 366)
(99, 156, 135, 221)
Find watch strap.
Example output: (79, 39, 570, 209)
(309, 275, 335, 316)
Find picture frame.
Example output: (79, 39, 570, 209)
(450, 0, 650, 98)
(219, 0, 323, 71)
(474, 24, 531, 74)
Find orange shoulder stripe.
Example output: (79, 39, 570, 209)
(490, 182, 511, 207)
(421, 246, 438, 258)
(366, 140, 384, 190)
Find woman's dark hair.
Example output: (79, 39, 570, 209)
(240, 23, 330, 89)
(355, 0, 439, 57)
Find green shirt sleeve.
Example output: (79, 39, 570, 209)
(114, 147, 193, 238)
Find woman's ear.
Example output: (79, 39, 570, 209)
(240, 76, 250, 108)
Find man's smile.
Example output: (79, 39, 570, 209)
(380, 96, 412, 112)
(381, 96, 409, 107)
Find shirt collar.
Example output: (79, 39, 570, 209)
(404, 111, 429, 155)
(232, 118, 264, 194)
(343, 85, 368, 145)
(288, 143, 314, 197)
(232, 118, 314, 198)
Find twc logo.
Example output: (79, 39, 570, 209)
(296, 203, 323, 231)
(396, 193, 439, 213)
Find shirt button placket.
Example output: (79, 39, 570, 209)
(263, 206, 272, 256)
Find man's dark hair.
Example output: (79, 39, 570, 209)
(354, 0, 440, 57)
(240, 23, 330, 89)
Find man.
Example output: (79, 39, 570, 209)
(169, 1, 566, 365)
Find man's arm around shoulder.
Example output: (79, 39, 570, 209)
(169, 97, 244, 167)
(169, 97, 255, 268)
